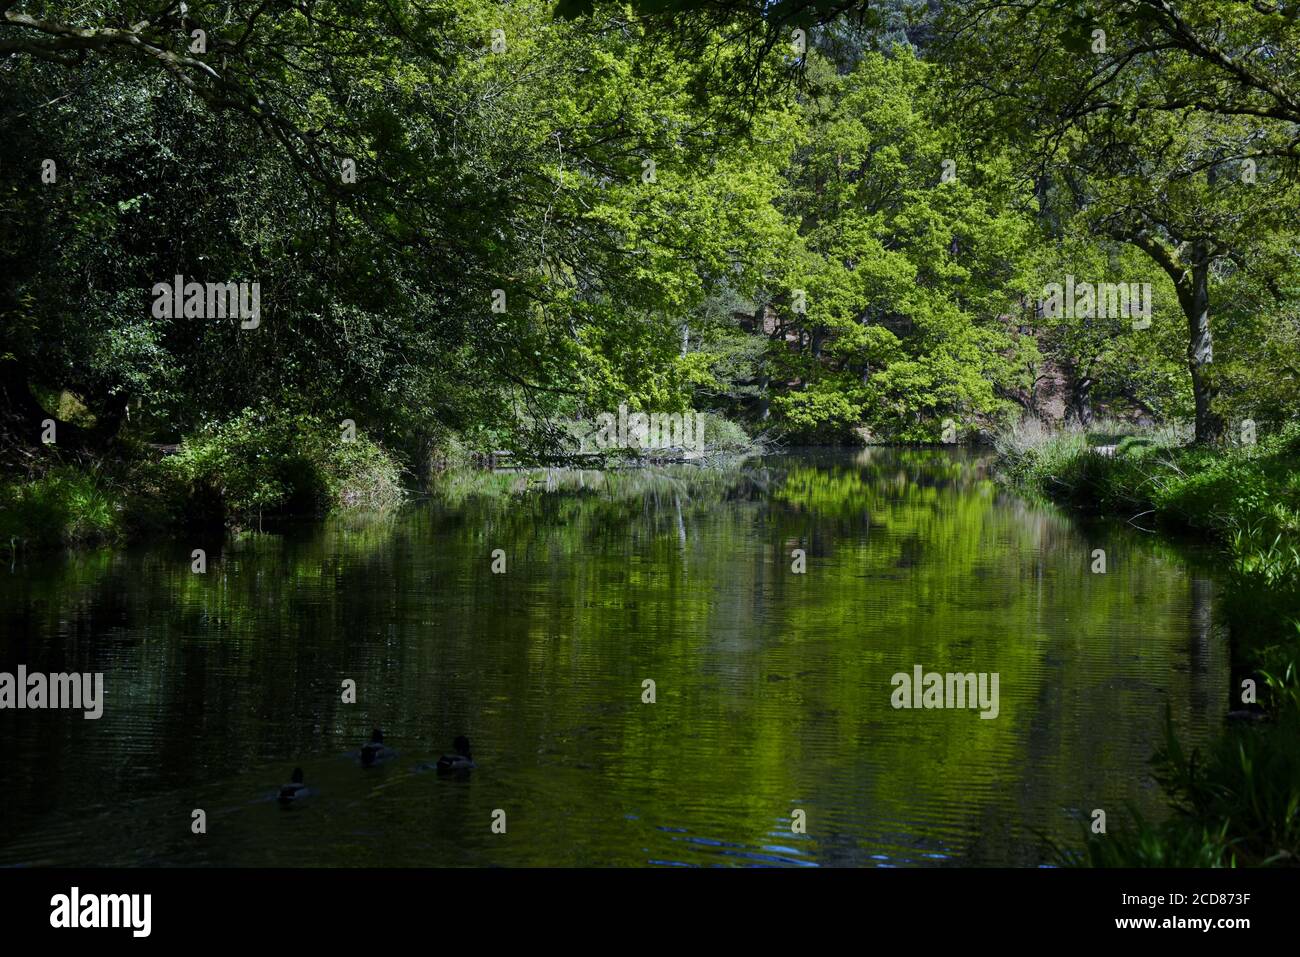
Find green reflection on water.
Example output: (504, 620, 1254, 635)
(0, 449, 1228, 866)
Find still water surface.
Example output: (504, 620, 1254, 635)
(0, 449, 1229, 866)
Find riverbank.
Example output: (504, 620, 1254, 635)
(996, 418, 1300, 866)
(0, 408, 761, 552)
(996, 418, 1300, 584)
(0, 409, 406, 550)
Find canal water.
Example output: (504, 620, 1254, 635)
(0, 449, 1229, 866)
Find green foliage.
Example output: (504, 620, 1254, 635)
(1022, 236, 1188, 421)
(937, 0, 1300, 443)
(772, 385, 863, 441)
(4, 0, 1300, 870)
(749, 48, 1033, 442)
(1, 0, 800, 463)
(1002, 421, 1300, 576)
(696, 412, 754, 453)
(0, 466, 123, 548)
(1063, 810, 1232, 869)
(158, 407, 403, 523)
(1153, 425, 1300, 543)
(7, 2, 1295, 466)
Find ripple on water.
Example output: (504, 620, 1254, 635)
(0, 450, 1230, 866)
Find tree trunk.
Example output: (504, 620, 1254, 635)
(1127, 231, 1224, 445)
(0, 358, 50, 429)
(756, 375, 771, 421)
(1180, 253, 1224, 444)
(1067, 374, 1093, 427)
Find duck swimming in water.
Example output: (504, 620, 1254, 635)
(360, 728, 396, 767)
(436, 736, 475, 773)
(278, 767, 307, 804)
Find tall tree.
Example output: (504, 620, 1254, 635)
(934, 0, 1300, 442)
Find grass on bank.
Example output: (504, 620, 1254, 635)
(999, 417, 1300, 867)
(997, 417, 1300, 585)
(0, 463, 124, 549)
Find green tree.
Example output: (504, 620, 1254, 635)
(759, 48, 1034, 441)
(934, 1, 1300, 442)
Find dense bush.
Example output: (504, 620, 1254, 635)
(696, 413, 755, 454)
(157, 408, 404, 523)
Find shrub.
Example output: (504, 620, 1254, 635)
(158, 407, 404, 524)
(697, 413, 755, 453)
(540, 410, 758, 460)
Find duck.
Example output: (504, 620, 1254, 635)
(360, 728, 396, 767)
(278, 767, 307, 804)
(436, 735, 475, 773)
